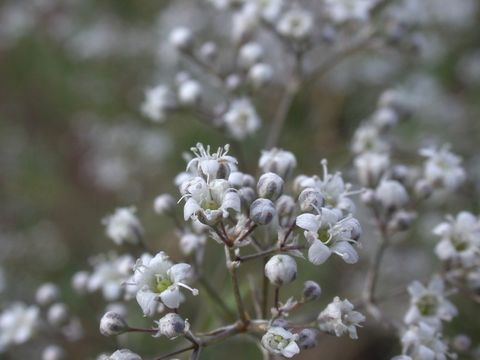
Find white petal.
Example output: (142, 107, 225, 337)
(320, 207, 339, 226)
(331, 241, 358, 264)
(308, 240, 331, 265)
(160, 286, 182, 309)
(222, 189, 241, 213)
(136, 286, 159, 317)
(296, 213, 320, 232)
(184, 198, 201, 220)
(282, 341, 300, 358)
(168, 263, 193, 284)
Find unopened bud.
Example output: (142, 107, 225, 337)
(225, 74, 242, 92)
(154, 194, 177, 215)
(276, 195, 296, 218)
(238, 42, 263, 68)
(198, 41, 218, 63)
(36, 283, 60, 306)
(257, 172, 284, 201)
(42, 345, 65, 360)
(100, 311, 129, 336)
(360, 189, 376, 206)
(264, 255, 297, 286)
(375, 180, 409, 211)
(47, 303, 69, 327)
(388, 210, 415, 232)
(248, 63, 273, 88)
(414, 179, 433, 200)
(298, 328, 318, 349)
(303, 281, 321, 301)
(298, 188, 324, 212)
(250, 198, 276, 225)
(169, 27, 193, 51)
(178, 80, 202, 105)
(239, 187, 256, 207)
(372, 107, 398, 129)
(453, 334, 471, 352)
(156, 313, 189, 339)
(71, 271, 89, 294)
(259, 148, 297, 179)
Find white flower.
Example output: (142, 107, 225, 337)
(103, 207, 143, 246)
(323, 0, 375, 23)
(141, 85, 176, 122)
(404, 276, 457, 327)
(296, 209, 360, 265)
(0, 303, 39, 352)
(132, 252, 198, 315)
(259, 148, 297, 179)
(261, 327, 300, 358)
(182, 177, 241, 225)
(317, 297, 365, 339)
(245, 0, 284, 21)
(277, 8, 313, 40)
(42, 345, 65, 360)
(238, 42, 263, 69)
(351, 124, 389, 154)
(223, 98, 261, 140)
(354, 152, 390, 187)
(87, 254, 134, 301)
(400, 322, 449, 360)
(178, 79, 202, 105)
(99, 349, 142, 360)
(168, 27, 193, 51)
(187, 143, 238, 181)
(433, 212, 480, 267)
(420, 146, 466, 191)
(179, 232, 207, 255)
(248, 63, 273, 88)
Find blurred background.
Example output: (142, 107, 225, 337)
(1, 0, 480, 359)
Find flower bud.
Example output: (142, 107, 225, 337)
(153, 194, 177, 216)
(42, 345, 65, 360)
(156, 313, 189, 339)
(178, 80, 202, 105)
(169, 27, 193, 51)
(360, 189, 376, 206)
(259, 148, 297, 179)
(292, 175, 309, 196)
(238, 42, 263, 68)
(276, 195, 296, 218)
(298, 188, 324, 212)
(303, 281, 321, 301)
(257, 172, 284, 201)
(239, 187, 256, 207)
(101, 349, 142, 360)
(198, 41, 218, 62)
(47, 303, 69, 327)
(250, 198, 276, 225)
(375, 180, 409, 211)
(71, 271, 89, 294)
(372, 107, 398, 129)
(100, 311, 129, 336)
(414, 179, 433, 200)
(265, 255, 297, 286)
(225, 74, 242, 92)
(297, 328, 318, 349)
(452, 334, 471, 352)
(391, 165, 409, 183)
(388, 210, 415, 233)
(36, 283, 60, 306)
(248, 63, 273, 88)
(354, 152, 390, 187)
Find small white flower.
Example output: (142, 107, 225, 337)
(99, 349, 142, 360)
(404, 276, 457, 327)
(178, 79, 202, 105)
(103, 207, 143, 246)
(132, 252, 198, 315)
(296, 209, 360, 265)
(180, 232, 207, 255)
(182, 177, 241, 225)
(223, 98, 261, 140)
(375, 179, 409, 210)
(420, 145, 466, 191)
(141, 85, 176, 122)
(187, 143, 238, 181)
(400, 322, 449, 360)
(35, 283, 60, 306)
(88, 254, 135, 301)
(0, 303, 39, 352)
(354, 152, 390, 187)
(42, 345, 65, 360)
(323, 0, 375, 23)
(248, 63, 273, 88)
(259, 148, 297, 179)
(351, 124, 388, 154)
(277, 8, 314, 40)
(238, 42, 264, 69)
(261, 327, 300, 358)
(433, 211, 480, 267)
(317, 297, 365, 339)
(168, 27, 193, 51)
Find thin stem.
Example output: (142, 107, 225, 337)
(235, 223, 258, 244)
(274, 287, 280, 313)
(261, 257, 269, 319)
(126, 327, 156, 334)
(226, 246, 249, 325)
(154, 345, 196, 360)
(236, 245, 305, 263)
(190, 347, 202, 360)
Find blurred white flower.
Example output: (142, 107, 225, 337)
(141, 85, 176, 122)
(317, 297, 365, 339)
(323, 0, 375, 23)
(103, 207, 143, 246)
(277, 8, 313, 40)
(0, 303, 39, 352)
(223, 98, 261, 140)
(420, 146, 466, 191)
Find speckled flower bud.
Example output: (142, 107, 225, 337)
(257, 172, 284, 201)
(297, 329, 318, 349)
(276, 195, 296, 218)
(153, 194, 177, 216)
(36, 283, 60, 306)
(250, 198, 276, 225)
(303, 281, 321, 301)
(239, 187, 256, 207)
(156, 313, 189, 339)
(100, 311, 129, 336)
(265, 255, 297, 286)
(298, 188, 324, 212)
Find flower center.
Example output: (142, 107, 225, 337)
(202, 199, 220, 210)
(416, 294, 439, 316)
(317, 228, 331, 244)
(452, 235, 468, 251)
(154, 276, 173, 293)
